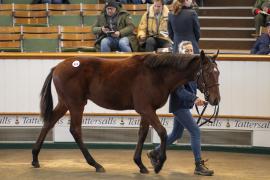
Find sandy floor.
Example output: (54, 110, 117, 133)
(0, 149, 270, 180)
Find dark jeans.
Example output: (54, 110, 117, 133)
(155, 108, 202, 162)
(144, 37, 172, 52)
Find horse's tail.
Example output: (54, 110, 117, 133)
(40, 67, 55, 122)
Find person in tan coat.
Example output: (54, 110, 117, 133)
(137, 0, 172, 52)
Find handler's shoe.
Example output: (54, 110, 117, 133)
(147, 150, 159, 168)
(194, 160, 214, 176)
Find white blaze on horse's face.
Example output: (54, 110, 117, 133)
(206, 61, 220, 106)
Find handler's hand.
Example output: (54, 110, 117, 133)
(195, 98, 207, 106)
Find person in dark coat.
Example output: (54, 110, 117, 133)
(167, 0, 200, 53)
(251, 21, 270, 54)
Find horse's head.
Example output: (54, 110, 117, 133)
(197, 50, 221, 106)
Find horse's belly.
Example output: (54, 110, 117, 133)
(89, 94, 134, 111)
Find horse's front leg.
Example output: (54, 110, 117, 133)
(147, 112, 167, 174)
(133, 117, 150, 174)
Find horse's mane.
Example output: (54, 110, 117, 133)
(143, 53, 199, 70)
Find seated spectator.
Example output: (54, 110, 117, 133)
(119, 0, 152, 3)
(137, 0, 172, 52)
(92, 0, 138, 52)
(252, 0, 270, 35)
(31, 0, 70, 4)
(165, 0, 199, 6)
(251, 21, 270, 55)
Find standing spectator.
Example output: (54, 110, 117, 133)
(31, 0, 70, 4)
(251, 21, 270, 54)
(137, 0, 172, 52)
(167, 0, 200, 53)
(92, 0, 138, 52)
(147, 40, 214, 176)
(252, 0, 270, 35)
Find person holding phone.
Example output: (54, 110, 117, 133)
(252, 0, 270, 36)
(92, 0, 138, 52)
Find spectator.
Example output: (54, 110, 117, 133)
(165, 0, 199, 6)
(147, 40, 214, 176)
(119, 0, 152, 3)
(31, 0, 70, 4)
(92, 0, 138, 52)
(251, 21, 270, 54)
(167, 0, 200, 53)
(252, 0, 270, 35)
(137, 0, 172, 52)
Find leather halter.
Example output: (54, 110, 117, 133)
(195, 57, 219, 127)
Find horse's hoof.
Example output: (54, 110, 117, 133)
(140, 167, 149, 174)
(96, 166, 106, 173)
(32, 161, 40, 168)
(154, 163, 163, 174)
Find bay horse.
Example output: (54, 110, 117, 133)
(32, 51, 220, 174)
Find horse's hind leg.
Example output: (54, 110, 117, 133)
(133, 118, 150, 174)
(32, 102, 67, 168)
(69, 105, 105, 173)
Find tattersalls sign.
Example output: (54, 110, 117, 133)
(0, 114, 270, 130)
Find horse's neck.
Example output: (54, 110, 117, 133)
(164, 60, 200, 90)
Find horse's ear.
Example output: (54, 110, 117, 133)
(200, 50, 206, 63)
(212, 49, 219, 61)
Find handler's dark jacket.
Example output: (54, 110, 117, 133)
(169, 81, 197, 113)
(92, 7, 139, 52)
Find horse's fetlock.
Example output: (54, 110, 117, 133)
(133, 156, 141, 165)
(32, 148, 39, 155)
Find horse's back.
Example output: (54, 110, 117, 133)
(52, 55, 147, 110)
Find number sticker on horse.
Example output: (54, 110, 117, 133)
(72, 60, 80, 67)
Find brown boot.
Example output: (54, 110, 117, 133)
(194, 159, 214, 176)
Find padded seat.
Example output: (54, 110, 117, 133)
(60, 26, 96, 52)
(49, 11, 82, 26)
(14, 11, 48, 26)
(22, 27, 59, 52)
(13, 4, 48, 26)
(23, 34, 59, 52)
(0, 26, 22, 52)
(0, 11, 14, 26)
(82, 11, 98, 26)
